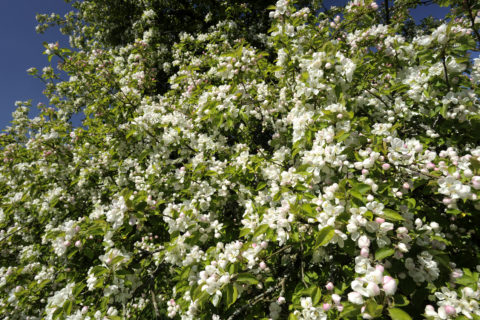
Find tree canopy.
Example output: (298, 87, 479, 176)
(1, 0, 480, 319)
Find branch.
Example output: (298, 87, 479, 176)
(0, 226, 26, 243)
(365, 88, 390, 107)
(464, 0, 480, 47)
(396, 163, 441, 179)
(227, 276, 287, 320)
(300, 240, 308, 288)
(442, 56, 451, 91)
(151, 290, 159, 319)
(266, 244, 292, 260)
(385, 0, 390, 25)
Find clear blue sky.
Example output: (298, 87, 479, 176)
(0, 0, 71, 131)
(0, 1, 477, 131)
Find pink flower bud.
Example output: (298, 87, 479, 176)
(259, 261, 267, 270)
(362, 169, 369, 175)
(277, 296, 286, 305)
(323, 303, 332, 311)
(382, 163, 390, 170)
(375, 265, 384, 272)
(366, 282, 380, 296)
(64, 240, 71, 247)
(397, 227, 408, 234)
(75, 240, 82, 248)
(382, 276, 397, 295)
(444, 305, 456, 316)
(81, 306, 89, 314)
(332, 294, 341, 304)
(375, 217, 385, 224)
(325, 282, 334, 291)
(403, 182, 410, 189)
(358, 235, 370, 249)
(451, 269, 463, 279)
(472, 176, 480, 190)
(360, 247, 369, 257)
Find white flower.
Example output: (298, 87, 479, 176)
(348, 292, 364, 304)
(382, 276, 397, 295)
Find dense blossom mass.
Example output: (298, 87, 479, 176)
(1, 0, 480, 319)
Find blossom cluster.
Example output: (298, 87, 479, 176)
(1, 0, 480, 319)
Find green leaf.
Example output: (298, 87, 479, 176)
(388, 307, 412, 320)
(253, 224, 269, 238)
(255, 182, 267, 191)
(335, 130, 350, 142)
(92, 266, 108, 277)
(393, 294, 409, 307)
(354, 183, 370, 194)
(73, 283, 86, 297)
(288, 313, 299, 320)
(239, 228, 251, 237)
(316, 226, 335, 247)
(110, 256, 125, 265)
(375, 247, 395, 260)
(52, 307, 63, 320)
(236, 273, 259, 285)
(225, 284, 238, 308)
(382, 209, 404, 221)
(340, 303, 360, 319)
(67, 249, 78, 259)
(87, 226, 105, 236)
(366, 299, 383, 317)
(312, 286, 322, 305)
(406, 198, 416, 209)
(63, 300, 72, 315)
(301, 203, 314, 216)
(350, 190, 364, 201)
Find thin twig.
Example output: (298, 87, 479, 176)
(300, 241, 308, 287)
(227, 276, 287, 320)
(151, 290, 159, 319)
(0, 226, 26, 243)
(442, 56, 450, 90)
(266, 244, 292, 260)
(464, 0, 480, 47)
(366, 89, 390, 107)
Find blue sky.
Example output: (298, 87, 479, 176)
(0, 0, 71, 131)
(0, 1, 477, 131)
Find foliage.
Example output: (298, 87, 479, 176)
(1, 0, 480, 319)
